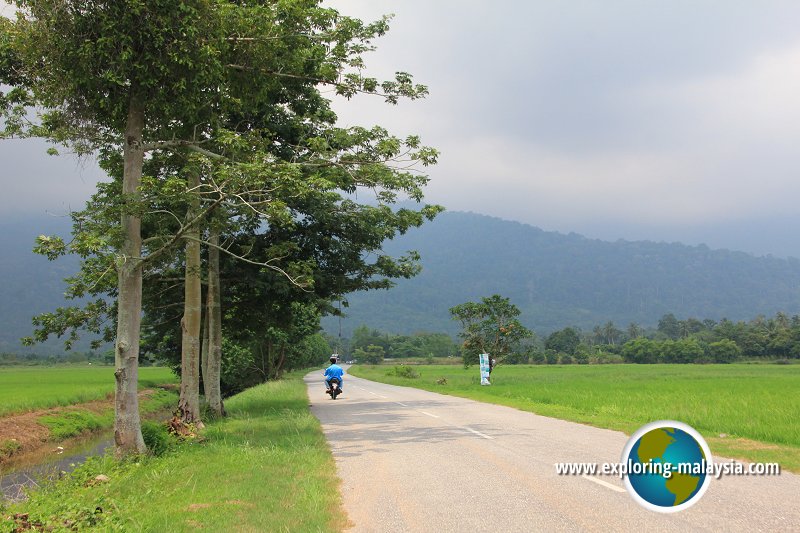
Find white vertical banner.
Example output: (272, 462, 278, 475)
(479, 353, 491, 385)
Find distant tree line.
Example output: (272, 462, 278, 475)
(341, 310, 800, 367)
(0, 350, 158, 366)
(541, 312, 800, 364)
(343, 325, 460, 364)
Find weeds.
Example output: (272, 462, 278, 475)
(0, 438, 21, 459)
(387, 365, 420, 379)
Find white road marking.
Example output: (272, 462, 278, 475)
(465, 427, 493, 440)
(353, 386, 387, 398)
(359, 382, 490, 438)
(581, 475, 626, 493)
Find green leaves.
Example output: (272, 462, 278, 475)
(450, 295, 534, 367)
(23, 299, 113, 350)
(33, 234, 66, 260)
(14, 0, 442, 359)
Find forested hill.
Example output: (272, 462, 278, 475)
(326, 211, 800, 336)
(5, 212, 800, 351)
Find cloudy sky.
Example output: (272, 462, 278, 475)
(4, 1, 800, 257)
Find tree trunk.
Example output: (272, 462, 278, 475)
(205, 225, 225, 417)
(178, 170, 203, 427)
(201, 288, 209, 395)
(114, 94, 147, 455)
(275, 344, 287, 379)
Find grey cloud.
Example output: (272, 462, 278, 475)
(3, 1, 800, 259)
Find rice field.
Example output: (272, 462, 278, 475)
(0, 365, 177, 416)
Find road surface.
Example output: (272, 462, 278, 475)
(306, 371, 799, 532)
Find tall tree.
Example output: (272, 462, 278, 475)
(204, 222, 224, 417)
(7, 1, 440, 449)
(544, 327, 581, 355)
(179, 169, 203, 426)
(601, 321, 622, 345)
(657, 313, 681, 341)
(627, 322, 644, 340)
(7, 0, 224, 454)
(449, 295, 533, 371)
(3, 0, 435, 453)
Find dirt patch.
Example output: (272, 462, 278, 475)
(0, 389, 160, 465)
(0, 414, 50, 458)
(186, 503, 212, 512)
(225, 500, 255, 508)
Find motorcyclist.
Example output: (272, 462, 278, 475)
(324, 355, 345, 394)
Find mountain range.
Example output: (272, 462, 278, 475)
(324, 211, 800, 337)
(4, 211, 800, 353)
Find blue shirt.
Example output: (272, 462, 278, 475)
(324, 364, 345, 381)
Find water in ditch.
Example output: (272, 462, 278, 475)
(0, 431, 114, 502)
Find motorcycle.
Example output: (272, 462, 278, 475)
(327, 377, 341, 400)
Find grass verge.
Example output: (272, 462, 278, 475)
(1, 371, 346, 532)
(350, 363, 800, 472)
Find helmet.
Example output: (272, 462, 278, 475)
(329, 355, 338, 364)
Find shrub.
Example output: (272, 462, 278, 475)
(707, 340, 742, 363)
(663, 338, 705, 364)
(593, 352, 624, 364)
(529, 351, 545, 365)
(504, 350, 530, 365)
(545, 352, 559, 365)
(0, 439, 21, 459)
(141, 421, 175, 457)
(621, 338, 659, 364)
(560, 355, 574, 364)
(220, 339, 261, 397)
(573, 352, 589, 364)
(388, 365, 420, 379)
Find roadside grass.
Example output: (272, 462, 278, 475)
(350, 363, 800, 471)
(0, 366, 177, 417)
(1, 371, 346, 532)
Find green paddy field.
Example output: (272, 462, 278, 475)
(0, 366, 177, 416)
(350, 363, 800, 471)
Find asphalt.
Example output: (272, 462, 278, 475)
(306, 370, 800, 533)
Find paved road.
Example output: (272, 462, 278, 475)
(306, 371, 799, 532)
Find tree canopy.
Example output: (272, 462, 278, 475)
(450, 295, 533, 369)
(2, 0, 441, 454)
